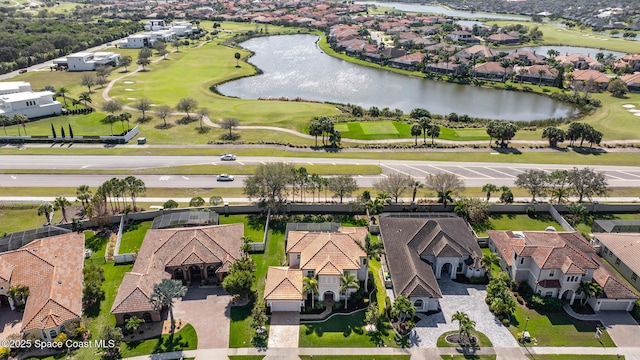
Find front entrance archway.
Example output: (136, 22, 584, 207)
(561, 289, 576, 305)
(440, 262, 454, 279)
(174, 268, 184, 280)
(189, 265, 202, 283)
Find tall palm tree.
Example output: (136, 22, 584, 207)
(365, 197, 384, 216)
(57, 87, 69, 106)
(13, 115, 28, 136)
(303, 276, 319, 308)
(124, 176, 145, 211)
(240, 236, 252, 257)
(76, 185, 92, 211)
(418, 116, 431, 144)
(37, 203, 54, 224)
(427, 124, 440, 145)
(452, 311, 470, 339)
(481, 183, 498, 202)
(577, 281, 603, 306)
(0, 114, 9, 136)
(118, 112, 132, 133)
(79, 92, 92, 107)
(354, 235, 385, 292)
(481, 252, 500, 278)
(149, 279, 187, 335)
(339, 273, 359, 309)
(53, 196, 71, 222)
(410, 123, 422, 146)
(102, 114, 118, 135)
(411, 181, 423, 203)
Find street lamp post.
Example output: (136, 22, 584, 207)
(524, 316, 530, 332)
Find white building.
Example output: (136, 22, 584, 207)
(119, 34, 153, 49)
(53, 52, 120, 71)
(120, 21, 197, 49)
(0, 82, 62, 119)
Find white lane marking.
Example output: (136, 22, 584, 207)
(10, 175, 16, 179)
(261, 161, 266, 165)
(159, 176, 170, 181)
(237, 161, 244, 165)
(615, 171, 640, 179)
(459, 166, 492, 178)
(485, 167, 515, 178)
(182, 176, 190, 180)
(81, 165, 92, 169)
(404, 165, 430, 175)
(307, 162, 314, 165)
(429, 165, 467, 178)
(604, 173, 625, 180)
(381, 164, 413, 176)
(537, 168, 551, 173)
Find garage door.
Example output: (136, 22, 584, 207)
(599, 301, 631, 311)
(270, 301, 300, 312)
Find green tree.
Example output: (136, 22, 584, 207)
(136, 55, 151, 71)
(355, 235, 385, 292)
(303, 276, 319, 308)
(410, 123, 422, 146)
(452, 311, 470, 340)
(176, 97, 198, 119)
(222, 269, 254, 299)
(391, 295, 416, 330)
(76, 184, 92, 210)
(425, 173, 464, 207)
(189, 196, 205, 207)
(118, 112, 132, 133)
(568, 167, 608, 202)
(82, 263, 105, 307)
(197, 108, 209, 132)
(566, 203, 588, 227)
(309, 120, 323, 147)
(157, 105, 171, 128)
(366, 197, 384, 217)
(125, 316, 145, 332)
(135, 98, 152, 121)
(120, 55, 133, 71)
(548, 170, 571, 204)
(37, 202, 53, 223)
(79, 92, 92, 107)
(577, 281, 603, 306)
(149, 279, 187, 335)
(418, 116, 431, 144)
(515, 169, 549, 202)
(481, 252, 500, 278)
(53, 196, 71, 222)
(102, 100, 122, 114)
(542, 127, 566, 147)
(373, 173, 413, 203)
(56, 86, 68, 106)
(234, 52, 241, 66)
(499, 186, 514, 204)
(244, 162, 295, 205)
(101, 325, 123, 357)
(13, 114, 28, 136)
(607, 78, 628, 98)
(328, 175, 358, 203)
(0, 114, 9, 136)
(411, 180, 423, 203)
(339, 272, 359, 308)
(487, 121, 517, 148)
(481, 183, 498, 202)
(81, 74, 95, 92)
(124, 176, 146, 211)
(163, 199, 179, 209)
(221, 118, 239, 139)
(427, 124, 440, 145)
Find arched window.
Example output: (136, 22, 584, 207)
(414, 299, 424, 308)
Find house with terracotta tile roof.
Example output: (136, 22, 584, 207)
(489, 230, 638, 311)
(379, 215, 485, 312)
(571, 69, 611, 91)
(486, 32, 521, 45)
(454, 45, 496, 60)
(263, 226, 368, 312)
(0, 232, 84, 341)
(473, 61, 513, 81)
(504, 50, 546, 66)
(621, 73, 640, 92)
(592, 233, 640, 293)
(110, 224, 243, 325)
(514, 65, 558, 86)
(556, 53, 604, 70)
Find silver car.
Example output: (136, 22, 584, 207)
(220, 154, 236, 161)
(216, 174, 235, 182)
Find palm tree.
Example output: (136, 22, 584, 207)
(79, 92, 92, 108)
(53, 196, 71, 222)
(411, 181, 423, 203)
(197, 108, 209, 131)
(0, 114, 9, 136)
(339, 273, 359, 309)
(124, 176, 145, 211)
(437, 190, 454, 207)
(240, 236, 252, 256)
(13, 115, 28, 136)
(354, 235, 385, 292)
(56, 87, 69, 106)
(234, 52, 241, 67)
(481, 252, 500, 278)
(410, 123, 422, 146)
(452, 311, 470, 340)
(149, 279, 187, 335)
(118, 112, 132, 133)
(37, 203, 53, 224)
(303, 276, 319, 308)
(577, 281, 602, 306)
(538, 69, 546, 86)
(482, 183, 498, 202)
(76, 185, 92, 210)
(392, 295, 416, 329)
(427, 124, 440, 145)
(418, 116, 431, 144)
(365, 197, 384, 216)
(462, 317, 477, 344)
(102, 114, 118, 135)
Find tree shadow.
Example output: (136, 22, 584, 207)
(490, 147, 522, 154)
(197, 127, 211, 134)
(176, 117, 197, 125)
(571, 147, 606, 155)
(154, 123, 175, 130)
(136, 116, 153, 124)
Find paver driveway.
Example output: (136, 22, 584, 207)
(0, 307, 21, 340)
(599, 311, 640, 347)
(412, 278, 518, 348)
(268, 312, 300, 348)
(172, 286, 231, 348)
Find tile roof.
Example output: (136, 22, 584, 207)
(595, 233, 640, 275)
(264, 267, 304, 301)
(0, 233, 85, 332)
(537, 279, 561, 288)
(380, 217, 481, 299)
(572, 69, 611, 83)
(111, 224, 243, 315)
(591, 255, 639, 300)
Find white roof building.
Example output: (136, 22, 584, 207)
(0, 82, 62, 119)
(53, 52, 120, 71)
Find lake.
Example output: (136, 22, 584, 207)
(216, 35, 577, 121)
(354, 1, 529, 20)
(505, 46, 626, 59)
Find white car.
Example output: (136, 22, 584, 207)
(217, 174, 235, 182)
(220, 154, 236, 161)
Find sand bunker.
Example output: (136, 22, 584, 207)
(124, 81, 134, 84)
(622, 104, 636, 108)
(124, 88, 134, 91)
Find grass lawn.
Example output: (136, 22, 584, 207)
(119, 324, 197, 358)
(228, 215, 284, 348)
(118, 221, 152, 254)
(436, 330, 493, 347)
(0, 207, 51, 234)
(508, 302, 615, 347)
(300, 357, 410, 360)
(474, 214, 562, 237)
(334, 121, 490, 142)
(525, 356, 623, 360)
(299, 311, 398, 348)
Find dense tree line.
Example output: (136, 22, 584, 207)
(515, 167, 607, 203)
(0, 18, 141, 73)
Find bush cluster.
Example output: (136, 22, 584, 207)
(519, 283, 563, 312)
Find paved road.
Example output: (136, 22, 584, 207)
(2, 155, 640, 188)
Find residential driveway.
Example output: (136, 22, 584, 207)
(0, 307, 21, 340)
(599, 311, 640, 347)
(268, 312, 300, 348)
(412, 278, 519, 348)
(172, 286, 231, 348)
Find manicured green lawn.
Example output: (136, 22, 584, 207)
(0, 207, 51, 234)
(525, 356, 622, 360)
(228, 215, 283, 348)
(300, 356, 410, 360)
(119, 221, 152, 254)
(474, 214, 562, 237)
(228, 355, 266, 360)
(299, 311, 398, 348)
(508, 302, 615, 347)
(334, 121, 490, 142)
(120, 324, 197, 358)
(436, 330, 493, 347)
